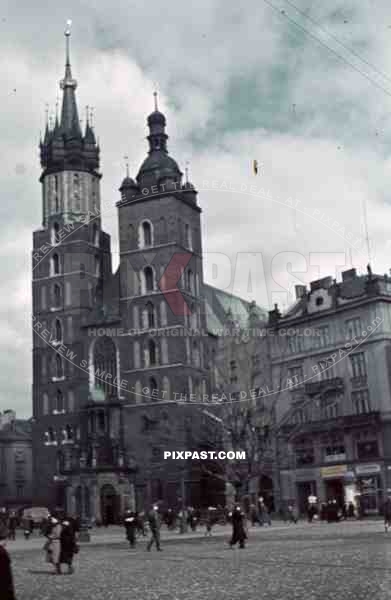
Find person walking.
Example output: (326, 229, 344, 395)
(7, 513, 17, 541)
(205, 506, 217, 536)
(383, 494, 391, 532)
(0, 524, 16, 600)
(147, 505, 162, 551)
(59, 518, 77, 574)
(229, 505, 247, 549)
(124, 510, 137, 548)
(44, 515, 62, 574)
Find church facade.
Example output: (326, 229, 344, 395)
(31, 30, 259, 521)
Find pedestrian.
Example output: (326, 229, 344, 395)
(286, 504, 298, 524)
(347, 502, 355, 519)
(229, 505, 247, 549)
(124, 510, 137, 548)
(59, 517, 77, 574)
(205, 506, 216, 536)
(44, 515, 62, 574)
(7, 513, 17, 541)
(383, 493, 391, 532)
(0, 524, 16, 600)
(147, 505, 162, 551)
(259, 500, 271, 526)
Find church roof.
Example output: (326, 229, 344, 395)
(202, 283, 268, 335)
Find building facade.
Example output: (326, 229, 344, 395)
(0, 411, 33, 509)
(31, 30, 258, 519)
(268, 269, 391, 514)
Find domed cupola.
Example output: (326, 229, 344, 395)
(136, 92, 182, 190)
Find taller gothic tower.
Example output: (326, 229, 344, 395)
(31, 25, 112, 505)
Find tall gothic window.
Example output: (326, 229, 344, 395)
(55, 319, 62, 342)
(73, 173, 80, 211)
(56, 389, 64, 412)
(143, 221, 152, 246)
(54, 284, 62, 307)
(51, 222, 60, 245)
(186, 270, 194, 293)
(92, 223, 99, 247)
(55, 355, 64, 378)
(146, 302, 155, 328)
(150, 377, 158, 396)
(144, 267, 154, 292)
(148, 339, 157, 366)
(93, 336, 117, 400)
(52, 253, 60, 275)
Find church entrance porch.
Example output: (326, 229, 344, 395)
(100, 484, 120, 525)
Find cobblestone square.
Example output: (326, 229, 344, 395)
(8, 521, 391, 600)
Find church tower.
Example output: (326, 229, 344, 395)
(31, 24, 112, 506)
(117, 94, 209, 404)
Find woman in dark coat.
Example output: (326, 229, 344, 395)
(0, 525, 16, 600)
(59, 519, 77, 574)
(229, 506, 247, 549)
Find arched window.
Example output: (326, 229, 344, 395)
(148, 339, 157, 366)
(150, 377, 158, 396)
(41, 286, 47, 310)
(56, 389, 64, 412)
(55, 354, 63, 378)
(144, 267, 154, 292)
(65, 424, 73, 441)
(143, 221, 152, 246)
(163, 376, 170, 400)
(55, 319, 62, 342)
(93, 336, 117, 400)
(52, 253, 60, 275)
(48, 427, 56, 443)
(146, 302, 155, 328)
(185, 223, 192, 250)
(42, 392, 49, 415)
(54, 284, 62, 307)
(92, 223, 99, 246)
(186, 270, 194, 293)
(51, 222, 60, 245)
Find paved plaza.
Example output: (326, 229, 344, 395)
(7, 520, 391, 600)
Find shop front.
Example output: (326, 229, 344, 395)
(355, 464, 382, 514)
(320, 464, 348, 507)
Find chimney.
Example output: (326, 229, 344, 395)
(342, 268, 357, 282)
(310, 276, 333, 291)
(295, 285, 307, 299)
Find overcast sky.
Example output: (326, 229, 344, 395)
(2, 0, 391, 416)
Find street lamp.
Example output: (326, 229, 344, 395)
(78, 455, 90, 542)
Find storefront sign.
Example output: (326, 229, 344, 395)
(355, 464, 381, 475)
(321, 465, 347, 479)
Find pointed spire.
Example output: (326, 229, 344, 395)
(60, 20, 82, 139)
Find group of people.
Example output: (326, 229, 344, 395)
(42, 513, 79, 575)
(249, 498, 272, 527)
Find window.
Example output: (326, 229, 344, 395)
(53, 284, 62, 307)
(55, 319, 62, 342)
(287, 365, 303, 388)
(146, 302, 155, 328)
(51, 222, 60, 245)
(56, 389, 64, 412)
(92, 223, 99, 247)
(350, 353, 367, 377)
(52, 253, 60, 275)
(143, 221, 152, 246)
(55, 354, 63, 378)
(42, 392, 49, 415)
(352, 389, 370, 414)
(97, 411, 105, 432)
(317, 358, 335, 380)
(230, 360, 238, 384)
(48, 427, 56, 443)
(144, 267, 154, 292)
(345, 317, 361, 340)
(41, 286, 47, 310)
(288, 334, 304, 354)
(95, 256, 100, 277)
(65, 424, 73, 441)
(313, 325, 329, 349)
(295, 440, 314, 466)
(148, 339, 157, 366)
(16, 485, 24, 497)
(316, 296, 324, 306)
(321, 396, 339, 419)
(186, 270, 194, 293)
(357, 439, 378, 460)
(185, 224, 192, 250)
(149, 377, 158, 398)
(322, 435, 346, 462)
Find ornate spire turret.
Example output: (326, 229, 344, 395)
(60, 20, 82, 139)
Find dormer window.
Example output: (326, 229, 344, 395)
(316, 297, 324, 306)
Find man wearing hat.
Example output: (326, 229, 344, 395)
(0, 524, 16, 599)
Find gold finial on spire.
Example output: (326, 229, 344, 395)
(65, 19, 72, 65)
(124, 155, 130, 178)
(153, 89, 158, 111)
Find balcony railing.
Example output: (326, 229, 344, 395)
(304, 377, 344, 396)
